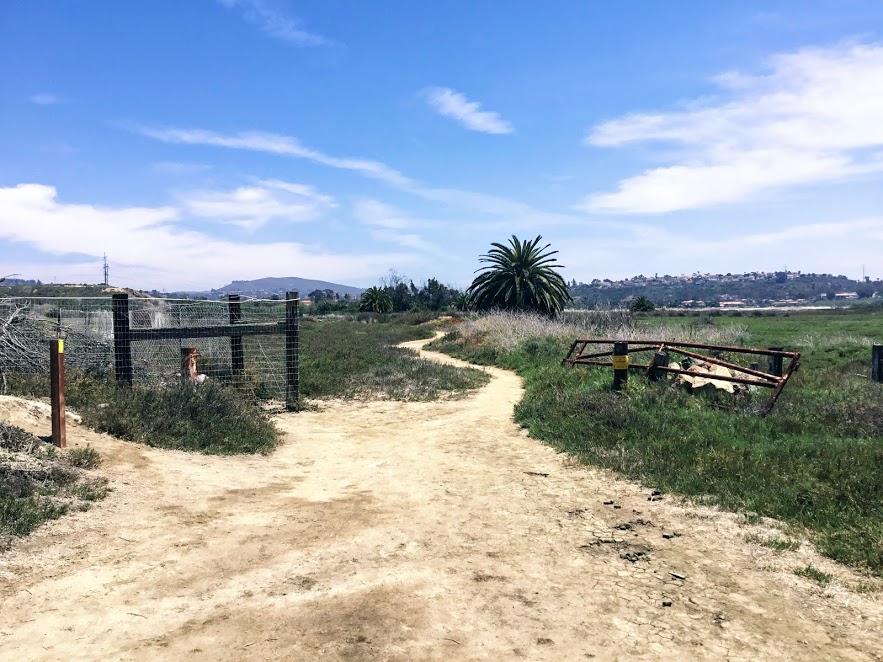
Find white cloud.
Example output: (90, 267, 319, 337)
(218, 0, 327, 46)
(353, 199, 444, 254)
(135, 125, 583, 229)
(0, 184, 414, 290)
(368, 229, 439, 254)
(29, 93, 63, 105)
(423, 87, 514, 134)
(137, 127, 416, 189)
(353, 199, 433, 230)
(179, 180, 336, 230)
(581, 42, 883, 214)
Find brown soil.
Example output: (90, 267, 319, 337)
(1, 338, 882, 661)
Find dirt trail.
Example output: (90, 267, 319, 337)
(1, 338, 882, 661)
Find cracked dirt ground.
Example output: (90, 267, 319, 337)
(1, 338, 882, 660)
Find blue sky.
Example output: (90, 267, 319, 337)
(2, 1, 883, 290)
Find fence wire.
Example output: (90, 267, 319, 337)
(0, 296, 292, 402)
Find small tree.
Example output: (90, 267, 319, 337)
(629, 295, 655, 312)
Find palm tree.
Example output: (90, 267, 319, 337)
(453, 292, 471, 312)
(358, 286, 393, 313)
(467, 235, 572, 315)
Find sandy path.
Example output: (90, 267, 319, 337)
(1, 338, 882, 661)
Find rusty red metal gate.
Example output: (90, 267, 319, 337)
(562, 339, 800, 413)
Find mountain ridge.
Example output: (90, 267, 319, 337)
(206, 277, 364, 299)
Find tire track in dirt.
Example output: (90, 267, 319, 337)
(0, 339, 881, 661)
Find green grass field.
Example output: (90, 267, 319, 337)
(299, 317, 488, 400)
(433, 307, 883, 575)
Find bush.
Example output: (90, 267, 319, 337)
(67, 446, 102, 469)
(82, 381, 280, 455)
(1, 423, 108, 545)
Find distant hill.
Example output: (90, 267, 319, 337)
(205, 277, 364, 299)
(570, 271, 881, 308)
(0, 280, 128, 298)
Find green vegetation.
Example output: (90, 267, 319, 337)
(570, 271, 882, 308)
(358, 286, 393, 313)
(83, 381, 281, 454)
(629, 295, 655, 312)
(0, 281, 116, 298)
(1, 422, 108, 547)
(6, 372, 280, 455)
(300, 317, 489, 400)
(467, 235, 572, 315)
(794, 566, 834, 586)
(745, 533, 801, 552)
(433, 308, 883, 575)
(67, 445, 102, 469)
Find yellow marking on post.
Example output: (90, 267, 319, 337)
(58, 339, 64, 353)
(612, 355, 629, 370)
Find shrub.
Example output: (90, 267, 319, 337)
(1, 424, 108, 545)
(82, 381, 280, 455)
(67, 446, 102, 469)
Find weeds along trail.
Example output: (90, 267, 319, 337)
(0, 338, 882, 661)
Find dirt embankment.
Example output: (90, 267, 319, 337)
(1, 339, 882, 661)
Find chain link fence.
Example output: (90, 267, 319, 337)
(0, 295, 297, 405)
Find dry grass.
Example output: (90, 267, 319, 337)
(1, 423, 109, 547)
(448, 310, 749, 355)
(794, 332, 877, 348)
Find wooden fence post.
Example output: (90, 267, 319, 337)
(873, 345, 883, 383)
(285, 292, 299, 411)
(768, 347, 784, 377)
(111, 293, 133, 386)
(49, 339, 66, 448)
(613, 342, 629, 390)
(228, 294, 244, 375)
(648, 349, 669, 382)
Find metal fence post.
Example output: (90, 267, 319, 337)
(613, 342, 629, 390)
(111, 293, 133, 386)
(228, 294, 244, 375)
(49, 338, 66, 448)
(873, 345, 883, 383)
(285, 291, 299, 411)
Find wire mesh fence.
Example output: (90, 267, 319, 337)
(0, 295, 297, 405)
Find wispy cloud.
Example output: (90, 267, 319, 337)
(134, 125, 581, 229)
(580, 42, 883, 214)
(353, 199, 434, 230)
(137, 127, 415, 188)
(353, 199, 444, 254)
(178, 179, 336, 230)
(29, 93, 64, 105)
(219, 0, 327, 46)
(423, 87, 514, 134)
(150, 161, 213, 175)
(0, 184, 411, 290)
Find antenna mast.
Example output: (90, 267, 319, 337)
(103, 254, 109, 286)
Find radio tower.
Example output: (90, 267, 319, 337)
(103, 254, 109, 286)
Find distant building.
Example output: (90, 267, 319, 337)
(834, 292, 858, 299)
